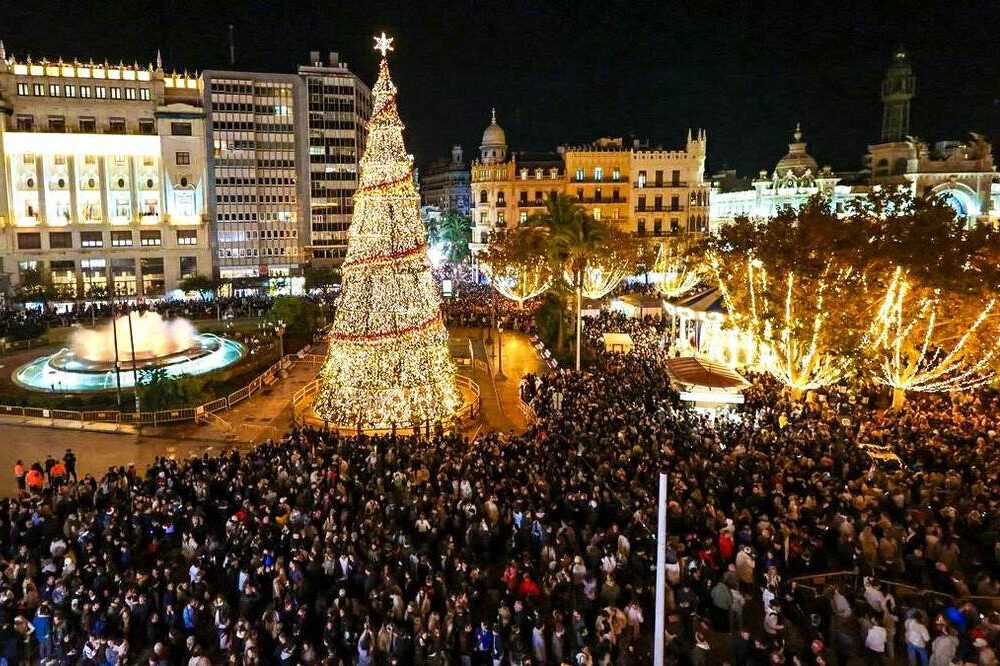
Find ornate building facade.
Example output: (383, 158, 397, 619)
(710, 52, 999, 229)
(420, 144, 471, 216)
(0, 46, 213, 296)
(469, 110, 709, 255)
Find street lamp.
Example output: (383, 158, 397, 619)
(276, 319, 286, 359)
(495, 323, 506, 381)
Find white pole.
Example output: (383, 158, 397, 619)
(653, 472, 667, 666)
(575, 282, 582, 372)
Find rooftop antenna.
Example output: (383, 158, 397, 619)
(228, 24, 235, 66)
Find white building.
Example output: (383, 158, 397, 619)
(0, 46, 212, 297)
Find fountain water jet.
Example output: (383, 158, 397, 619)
(13, 313, 246, 393)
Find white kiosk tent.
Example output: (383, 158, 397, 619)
(663, 286, 757, 366)
(601, 332, 634, 354)
(665, 356, 750, 408)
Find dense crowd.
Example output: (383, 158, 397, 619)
(442, 283, 538, 333)
(0, 305, 999, 664)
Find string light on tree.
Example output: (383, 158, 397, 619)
(867, 267, 1000, 407)
(313, 33, 460, 429)
(652, 242, 701, 298)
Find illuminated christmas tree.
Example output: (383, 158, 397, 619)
(313, 33, 460, 428)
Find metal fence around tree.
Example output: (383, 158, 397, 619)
(0, 352, 327, 430)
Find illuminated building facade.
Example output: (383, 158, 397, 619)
(469, 109, 709, 255)
(0, 47, 212, 297)
(421, 144, 471, 216)
(711, 52, 999, 229)
(202, 70, 309, 281)
(298, 52, 371, 270)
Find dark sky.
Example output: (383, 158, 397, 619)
(2, 0, 998, 174)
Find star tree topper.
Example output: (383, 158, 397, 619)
(374, 32, 395, 58)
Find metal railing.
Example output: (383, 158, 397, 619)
(290, 372, 481, 433)
(0, 351, 328, 430)
(787, 570, 1000, 613)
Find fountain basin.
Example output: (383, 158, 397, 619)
(13, 333, 246, 393)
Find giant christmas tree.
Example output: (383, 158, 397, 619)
(313, 34, 460, 428)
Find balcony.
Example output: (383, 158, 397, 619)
(635, 204, 684, 213)
(634, 181, 688, 188)
(518, 200, 546, 207)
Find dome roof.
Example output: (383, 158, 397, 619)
(775, 123, 818, 177)
(481, 108, 506, 148)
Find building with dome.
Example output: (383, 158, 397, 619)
(710, 51, 999, 229)
(469, 110, 710, 256)
(709, 125, 867, 227)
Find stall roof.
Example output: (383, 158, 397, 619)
(619, 293, 664, 308)
(665, 286, 726, 315)
(665, 356, 749, 391)
(601, 332, 634, 353)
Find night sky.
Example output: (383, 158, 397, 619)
(2, 1, 998, 175)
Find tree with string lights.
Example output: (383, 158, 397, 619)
(479, 227, 552, 306)
(867, 267, 1000, 407)
(313, 34, 460, 429)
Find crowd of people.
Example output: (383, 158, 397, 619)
(0, 298, 999, 664)
(442, 283, 538, 334)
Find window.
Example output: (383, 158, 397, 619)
(637, 170, 646, 188)
(95, 86, 107, 99)
(32, 83, 44, 96)
(175, 152, 190, 166)
(479, 190, 488, 204)
(519, 212, 527, 223)
(64, 84, 77, 98)
(594, 167, 603, 181)
(110, 87, 122, 99)
(654, 170, 664, 186)
(171, 122, 192, 136)
(80, 231, 103, 248)
(16, 115, 34, 131)
(17, 233, 41, 250)
(48, 84, 61, 97)
(594, 188, 602, 202)
(176, 230, 198, 246)
(612, 167, 621, 181)
(16, 82, 28, 95)
(140, 230, 161, 246)
(179, 256, 198, 278)
(637, 196, 646, 211)
(124, 88, 136, 100)
(49, 232, 72, 249)
(109, 118, 126, 134)
(670, 195, 679, 210)
(654, 195, 663, 210)
(80, 85, 92, 98)
(139, 88, 151, 101)
(139, 118, 155, 135)
(48, 116, 66, 132)
(519, 191, 528, 204)
(576, 188, 584, 200)
(654, 219, 663, 235)
(593, 208, 601, 221)
(672, 170, 681, 186)
(637, 218, 647, 235)
(111, 231, 133, 247)
(79, 117, 96, 133)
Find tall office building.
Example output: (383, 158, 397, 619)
(202, 70, 309, 283)
(298, 52, 371, 270)
(0, 47, 212, 297)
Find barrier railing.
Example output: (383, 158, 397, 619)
(0, 353, 328, 430)
(518, 397, 538, 423)
(787, 570, 1000, 613)
(291, 373, 482, 432)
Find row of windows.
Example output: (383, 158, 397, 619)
(218, 229, 297, 241)
(16, 81, 151, 101)
(215, 158, 297, 168)
(217, 247, 295, 259)
(20, 257, 195, 279)
(16, 115, 154, 135)
(216, 177, 296, 186)
(216, 195, 294, 204)
(636, 170, 685, 187)
(211, 121, 295, 133)
(16, 229, 196, 250)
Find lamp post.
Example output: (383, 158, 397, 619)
(276, 320, 286, 360)
(495, 323, 506, 381)
(125, 303, 141, 415)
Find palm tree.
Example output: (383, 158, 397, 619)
(436, 210, 473, 267)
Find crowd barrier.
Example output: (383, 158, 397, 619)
(787, 570, 1000, 613)
(290, 373, 482, 432)
(0, 352, 328, 430)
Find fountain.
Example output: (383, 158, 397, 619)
(14, 312, 246, 393)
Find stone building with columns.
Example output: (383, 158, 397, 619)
(469, 109, 709, 255)
(0, 45, 212, 297)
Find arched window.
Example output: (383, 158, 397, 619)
(479, 190, 487, 204)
